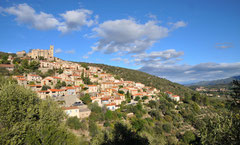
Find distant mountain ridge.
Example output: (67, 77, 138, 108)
(186, 75, 240, 86)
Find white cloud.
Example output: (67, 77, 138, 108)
(58, 9, 97, 33)
(66, 50, 75, 54)
(169, 21, 187, 30)
(55, 48, 62, 53)
(216, 42, 233, 49)
(133, 49, 184, 60)
(3, 3, 97, 33)
(0, 6, 4, 13)
(111, 57, 130, 64)
(139, 62, 240, 83)
(132, 49, 184, 66)
(5, 3, 59, 30)
(90, 19, 169, 54)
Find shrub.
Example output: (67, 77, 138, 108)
(182, 131, 196, 143)
(66, 116, 81, 130)
(163, 123, 172, 133)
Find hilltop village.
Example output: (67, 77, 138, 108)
(2, 45, 181, 119)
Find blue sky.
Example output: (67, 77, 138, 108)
(0, 0, 240, 84)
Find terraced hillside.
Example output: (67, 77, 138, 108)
(78, 62, 195, 97)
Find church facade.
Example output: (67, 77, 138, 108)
(17, 45, 54, 61)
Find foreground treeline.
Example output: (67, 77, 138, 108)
(0, 75, 240, 145)
(0, 76, 86, 144)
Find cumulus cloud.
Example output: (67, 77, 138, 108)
(139, 62, 240, 83)
(216, 42, 233, 49)
(3, 3, 97, 33)
(111, 57, 130, 64)
(90, 19, 169, 54)
(133, 49, 240, 83)
(4, 3, 59, 30)
(55, 48, 62, 53)
(58, 9, 97, 33)
(169, 21, 187, 30)
(132, 49, 184, 66)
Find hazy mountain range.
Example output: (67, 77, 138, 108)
(186, 75, 240, 86)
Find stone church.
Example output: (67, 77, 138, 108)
(17, 45, 54, 61)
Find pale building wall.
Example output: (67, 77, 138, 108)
(28, 45, 54, 60)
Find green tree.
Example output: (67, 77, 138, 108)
(131, 118, 145, 132)
(102, 123, 149, 145)
(89, 121, 99, 137)
(134, 96, 140, 101)
(142, 96, 148, 100)
(118, 90, 124, 94)
(21, 59, 29, 69)
(105, 110, 113, 120)
(81, 93, 92, 105)
(232, 80, 240, 108)
(199, 113, 240, 145)
(162, 123, 172, 133)
(55, 80, 62, 89)
(81, 63, 88, 69)
(62, 81, 66, 87)
(42, 85, 51, 90)
(0, 77, 82, 145)
(13, 57, 22, 64)
(57, 68, 64, 74)
(182, 131, 196, 143)
(29, 60, 40, 71)
(66, 116, 82, 130)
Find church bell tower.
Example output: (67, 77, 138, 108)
(49, 45, 54, 57)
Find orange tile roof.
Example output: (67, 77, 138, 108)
(106, 103, 116, 106)
(52, 76, 62, 79)
(133, 93, 143, 96)
(65, 87, 75, 90)
(172, 95, 180, 97)
(101, 97, 110, 101)
(38, 90, 50, 93)
(114, 97, 121, 100)
(0, 64, 14, 68)
(29, 85, 42, 87)
(15, 75, 24, 78)
(49, 89, 63, 92)
(18, 78, 27, 81)
(166, 91, 173, 94)
(91, 97, 97, 100)
(72, 74, 80, 76)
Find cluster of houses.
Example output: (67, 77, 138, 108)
(10, 56, 181, 119)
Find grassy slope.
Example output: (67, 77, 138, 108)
(78, 62, 195, 97)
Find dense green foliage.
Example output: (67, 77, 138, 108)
(42, 85, 51, 90)
(13, 59, 40, 75)
(80, 93, 92, 104)
(0, 76, 82, 144)
(0, 51, 16, 64)
(66, 116, 82, 130)
(102, 123, 149, 145)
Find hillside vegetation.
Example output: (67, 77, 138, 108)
(78, 62, 195, 97)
